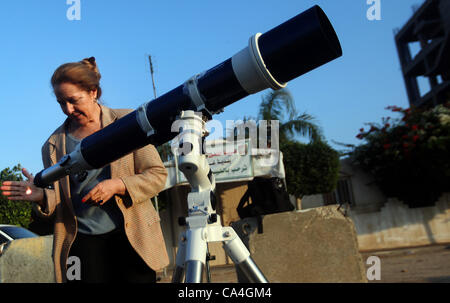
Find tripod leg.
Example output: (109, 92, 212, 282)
(185, 260, 204, 283)
(172, 233, 187, 283)
(205, 244, 212, 283)
(235, 256, 268, 283)
(185, 228, 207, 283)
(222, 228, 268, 283)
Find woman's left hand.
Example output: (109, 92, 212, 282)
(82, 178, 126, 206)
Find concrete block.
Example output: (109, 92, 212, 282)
(0, 236, 55, 283)
(231, 206, 367, 282)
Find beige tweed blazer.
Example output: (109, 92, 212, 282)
(35, 105, 169, 283)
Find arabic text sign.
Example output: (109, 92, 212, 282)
(177, 153, 253, 183)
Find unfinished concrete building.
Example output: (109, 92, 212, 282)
(395, 0, 450, 108)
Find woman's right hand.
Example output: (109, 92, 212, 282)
(0, 168, 44, 207)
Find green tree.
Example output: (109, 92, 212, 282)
(0, 164, 33, 228)
(282, 140, 340, 198)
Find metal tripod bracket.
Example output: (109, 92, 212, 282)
(171, 110, 268, 283)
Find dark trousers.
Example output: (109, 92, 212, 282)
(68, 228, 156, 283)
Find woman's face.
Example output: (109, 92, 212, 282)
(54, 82, 98, 126)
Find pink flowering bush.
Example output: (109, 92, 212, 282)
(351, 102, 450, 207)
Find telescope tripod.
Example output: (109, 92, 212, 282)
(171, 110, 268, 283)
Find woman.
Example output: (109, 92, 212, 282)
(0, 57, 169, 283)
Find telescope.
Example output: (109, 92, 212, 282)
(34, 5, 342, 188)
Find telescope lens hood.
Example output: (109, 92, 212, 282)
(259, 5, 342, 84)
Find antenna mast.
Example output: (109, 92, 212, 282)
(148, 54, 160, 216)
(148, 55, 158, 99)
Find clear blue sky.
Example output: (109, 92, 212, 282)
(0, 0, 425, 174)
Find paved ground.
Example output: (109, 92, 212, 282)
(360, 244, 450, 283)
(156, 244, 450, 283)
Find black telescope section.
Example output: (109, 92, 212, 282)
(83, 60, 250, 168)
(197, 59, 249, 114)
(34, 5, 342, 187)
(258, 5, 342, 84)
(80, 111, 149, 167)
(145, 85, 194, 144)
(82, 85, 194, 168)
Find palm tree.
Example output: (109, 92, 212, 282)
(258, 88, 323, 146)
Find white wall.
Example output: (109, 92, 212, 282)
(300, 194, 325, 209)
(300, 158, 388, 212)
(349, 193, 450, 251)
(339, 157, 387, 211)
(300, 158, 450, 251)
